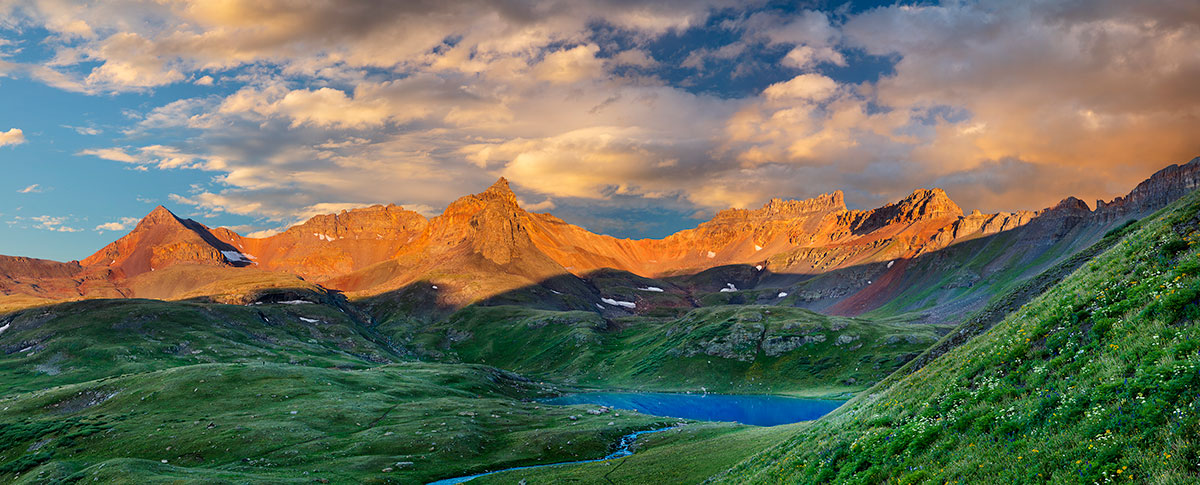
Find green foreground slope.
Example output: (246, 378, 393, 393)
(712, 190, 1200, 483)
(0, 362, 674, 484)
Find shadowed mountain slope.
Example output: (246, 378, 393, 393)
(1, 157, 1197, 318)
(710, 174, 1200, 484)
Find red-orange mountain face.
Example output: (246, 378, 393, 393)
(3, 157, 1198, 314)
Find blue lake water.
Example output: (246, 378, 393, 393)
(427, 392, 845, 484)
(542, 391, 845, 427)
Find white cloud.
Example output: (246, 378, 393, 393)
(17, 184, 43, 193)
(0, 128, 25, 147)
(64, 125, 102, 135)
(80, 145, 226, 170)
(94, 217, 139, 232)
(5, 0, 1197, 224)
(31, 215, 82, 232)
(762, 74, 838, 101)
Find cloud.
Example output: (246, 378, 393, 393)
(31, 215, 82, 232)
(0, 128, 25, 147)
(520, 198, 557, 212)
(5, 0, 739, 93)
(839, 0, 1200, 207)
(80, 145, 226, 170)
(17, 184, 43, 193)
(94, 217, 139, 232)
(63, 125, 102, 135)
(762, 74, 838, 101)
(6, 0, 1198, 231)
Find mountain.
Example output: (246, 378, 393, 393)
(710, 167, 1200, 485)
(2, 157, 1199, 484)
(2, 157, 1198, 316)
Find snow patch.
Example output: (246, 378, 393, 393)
(431, 285, 439, 290)
(887, 260, 894, 268)
(277, 300, 312, 305)
(313, 233, 335, 242)
(601, 298, 636, 309)
(0, 323, 9, 335)
(596, 303, 605, 310)
(299, 317, 320, 323)
(706, 251, 716, 258)
(719, 283, 738, 293)
(550, 289, 563, 295)
(754, 245, 763, 251)
(867, 280, 873, 285)
(637, 286, 664, 292)
(220, 250, 254, 264)
(777, 292, 788, 298)
(755, 265, 763, 271)
(19, 346, 34, 353)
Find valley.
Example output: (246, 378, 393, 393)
(0, 157, 1198, 483)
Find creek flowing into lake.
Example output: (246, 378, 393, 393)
(426, 392, 845, 484)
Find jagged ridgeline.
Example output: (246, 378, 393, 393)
(710, 178, 1200, 483)
(1, 157, 1199, 483)
(4, 158, 1198, 320)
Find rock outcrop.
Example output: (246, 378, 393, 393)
(1096, 157, 1200, 220)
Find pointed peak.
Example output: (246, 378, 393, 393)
(140, 205, 182, 227)
(489, 177, 511, 191)
(478, 177, 519, 205)
(1050, 196, 1092, 213)
(881, 187, 962, 221)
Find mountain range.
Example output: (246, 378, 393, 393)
(2, 157, 1200, 483)
(3, 157, 1198, 320)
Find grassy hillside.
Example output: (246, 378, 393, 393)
(473, 422, 805, 484)
(0, 362, 674, 484)
(0, 299, 397, 394)
(401, 305, 950, 396)
(711, 190, 1200, 483)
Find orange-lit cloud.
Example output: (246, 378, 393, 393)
(7, 0, 1195, 231)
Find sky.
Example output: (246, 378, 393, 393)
(1, 0, 1198, 261)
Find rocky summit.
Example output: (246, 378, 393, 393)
(3, 158, 1199, 319)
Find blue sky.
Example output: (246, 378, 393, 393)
(1, 0, 1198, 261)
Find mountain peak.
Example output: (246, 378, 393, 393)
(761, 190, 847, 215)
(133, 205, 186, 231)
(481, 177, 519, 205)
(896, 188, 963, 219)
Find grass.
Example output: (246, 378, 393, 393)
(0, 362, 674, 484)
(709, 188, 1200, 483)
(0, 299, 396, 394)
(473, 422, 806, 484)
(399, 304, 949, 396)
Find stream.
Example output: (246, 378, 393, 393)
(426, 392, 845, 484)
(425, 426, 677, 485)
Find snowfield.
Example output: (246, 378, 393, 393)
(601, 298, 637, 309)
(220, 250, 254, 264)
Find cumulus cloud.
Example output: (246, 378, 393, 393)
(95, 217, 139, 232)
(762, 74, 838, 101)
(0, 128, 25, 147)
(2, 0, 1197, 232)
(31, 215, 82, 232)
